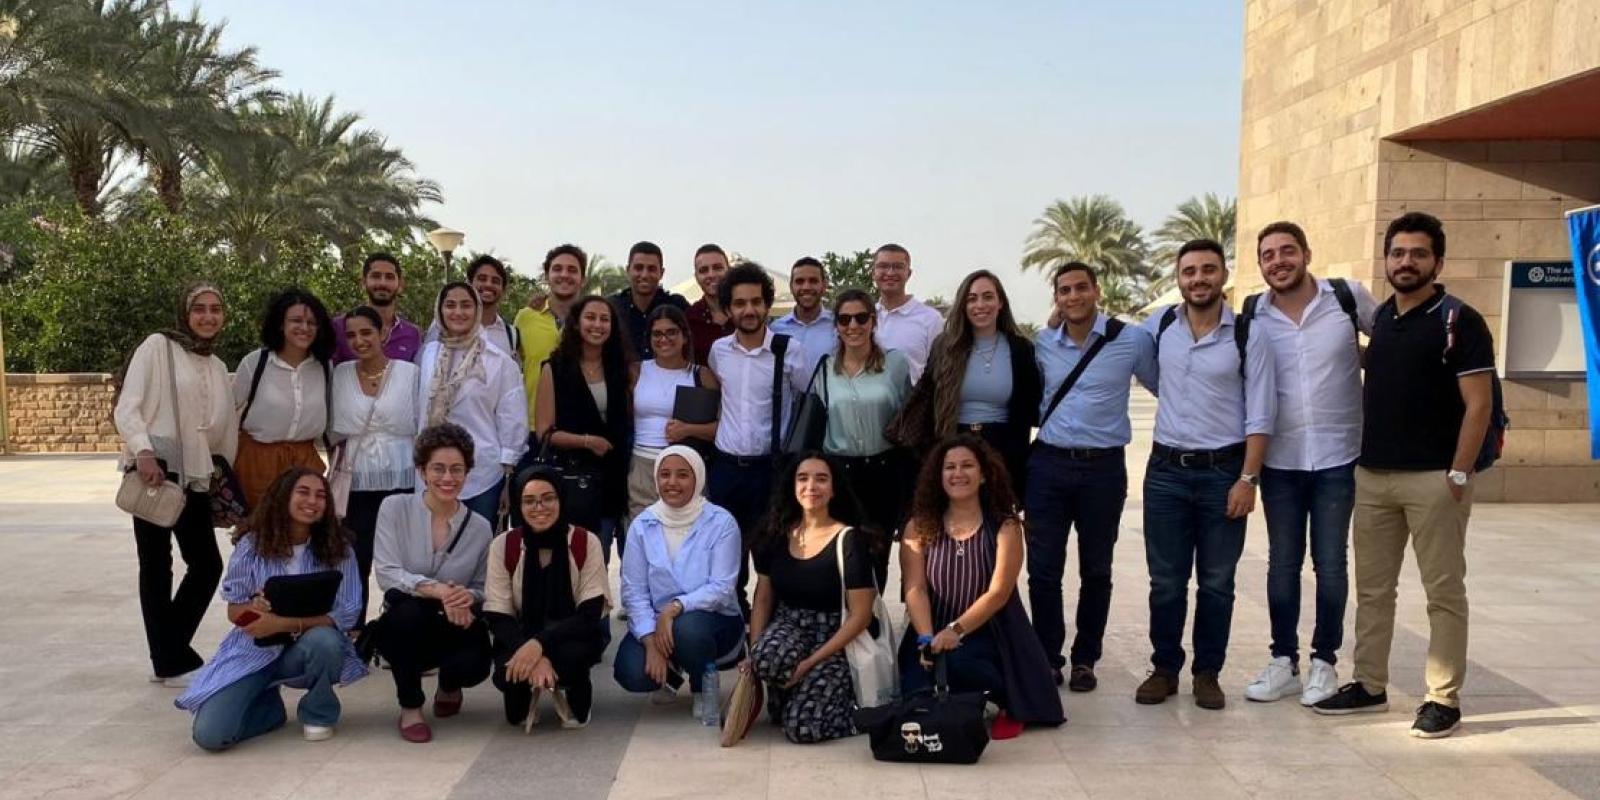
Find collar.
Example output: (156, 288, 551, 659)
(877, 296, 923, 316)
(1261, 277, 1336, 311)
(1048, 310, 1108, 345)
(1172, 303, 1236, 331)
(266, 350, 317, 371)
(729, 327, 776, 355)
(1382, 284, 1447, 319)
(781, 308, 833, 327)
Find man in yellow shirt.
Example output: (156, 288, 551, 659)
(514, 244, 587, 431)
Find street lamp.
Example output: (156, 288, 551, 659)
(427, 226, 465, 280)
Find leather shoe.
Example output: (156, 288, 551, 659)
(1135, 670, 1179, 705)
(433, 690, 463, 718)
(1193, 672, 1226, 710)
(1068, 665, 1098, 693)
(398, 715, 433, 743)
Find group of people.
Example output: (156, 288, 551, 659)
(113, 210, 1494, 753)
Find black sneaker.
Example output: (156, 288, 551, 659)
(1410, 701, 1461, 739)
(1311, 682, 1388, 715)
(1052, 668, 1065, 687)
(1068, 665, 1098, 693)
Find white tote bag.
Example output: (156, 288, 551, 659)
(836, 526, 897, 708)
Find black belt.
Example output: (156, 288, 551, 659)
(1152, 442, 1246, 468)
(1037, 442, 1123, 460)
(837, 451, 899, 468)
(715, 451, 774, 468)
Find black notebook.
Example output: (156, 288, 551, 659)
(255, 570, 343, 647)
(673, 385, 720, 424)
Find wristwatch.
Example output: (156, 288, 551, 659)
(945, 621, 966, 641)
(1447, 470, 1470, 487)
(1238, 472, 1259, 487)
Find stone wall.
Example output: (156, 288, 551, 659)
(4, 374, 122, 453)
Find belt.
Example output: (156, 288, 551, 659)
(957, 422, 1014, 434)
(1037, 442, 1123, 460)
(1152, 442, 1246, 468)
(715, 451, 774, 468)
(838, 451, 899, 468)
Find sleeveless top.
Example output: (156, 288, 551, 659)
(632, 360, 698, 452)
(925, 525, 996, 630)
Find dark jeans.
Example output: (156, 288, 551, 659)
(373, 590, 492, 709)
(706, 452, 776, 613)
(1261, 462, 1354, 665)
(462, 476, 506, 533)
(898, 627, 1006, 708)
(1024, 445, 1128, 670)
(132, 489, 223, 678)
(834, 449, 912, 589)
(344, 488, 412, 629)
(1143, 452, 1248, 676)
(613, 611, 745, 693)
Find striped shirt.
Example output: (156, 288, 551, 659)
(175, 535, 368, 711)
(925, 527, 995, 630)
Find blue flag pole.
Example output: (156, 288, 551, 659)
(1566, 205, 1600, 460)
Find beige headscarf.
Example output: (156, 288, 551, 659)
(425, 282, 488, 427)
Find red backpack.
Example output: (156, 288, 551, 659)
(503, 526, 591, 574)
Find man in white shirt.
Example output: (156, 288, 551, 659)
(706, 263, 810, 611)
(870, 243, 943, 382)
(770, 256, 836, 377)
(1241, 221, 1378, 707)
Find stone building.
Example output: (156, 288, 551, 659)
(1237, 0, 1600, 501)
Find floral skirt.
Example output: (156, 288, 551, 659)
(751, 605, 859, 744)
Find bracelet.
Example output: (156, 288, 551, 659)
(916, 634, 934, 646)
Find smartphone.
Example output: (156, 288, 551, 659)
(234, 609, 261, 627)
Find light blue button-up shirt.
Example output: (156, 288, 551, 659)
(619, 503, 743, 641)
(770, 309, 836, 378)
(1035, 312, 1159, 448)
(1145, 304, 1277, 450)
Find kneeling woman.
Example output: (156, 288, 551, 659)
(614, 445, 742, 711)
(178, 468, 366, 750)
(372, 423, 495, 743)
(748, 452, 881, 744)
(899, 436, 1063, 738)
(484, 467, 610, 729)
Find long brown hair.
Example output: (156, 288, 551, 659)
(928, 270, 1022, 438)
(234, 466, 351, 566)
(906, 435, 1019, 544)
(830, 288, 886, 375)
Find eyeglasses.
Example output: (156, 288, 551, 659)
(835, 311, 874, 327)
(649, 328, 683, 340)
(425, 464, 468, 478)
(521, 493, 559, 509)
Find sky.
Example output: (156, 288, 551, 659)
(195, 0, 1243, 322)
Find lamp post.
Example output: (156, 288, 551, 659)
(427, 226, 465, 281)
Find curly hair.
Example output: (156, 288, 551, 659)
(259, 287, 335, 363)
(906, 435, 1019, 544)
(756, 451, 881, 562)
(414, 422, 476, 472)
(235, 466, 351, 565)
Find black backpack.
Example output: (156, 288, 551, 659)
(1437, 294, 1509, 471)
(1154, 305, 1251, 379)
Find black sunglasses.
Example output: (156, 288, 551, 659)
(835, 311, 874, 327)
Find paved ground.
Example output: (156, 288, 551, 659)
(3, 396, 1599, 799)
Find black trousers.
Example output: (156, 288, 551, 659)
(493, 635, 603, 724)
(343, 488, 413, 628)
(958, 421, 1032, 501)
(374, 590, 492, 709)
(132, 489, 222, 678)
(706, 452, 777, 614)
(834, 449, 913, 589)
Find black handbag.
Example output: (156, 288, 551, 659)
(527, 430, 605, 530)
(781, 354, 829, 456)
(855, 656, 989, 764)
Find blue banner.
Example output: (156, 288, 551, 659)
(1567, 207, 1600, 459)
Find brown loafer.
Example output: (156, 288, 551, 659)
(433, 690, 463, 718)
(1135, 670, 1179, 705)
(1193, 672, 1226, 710)
(398, 715, 433, 743)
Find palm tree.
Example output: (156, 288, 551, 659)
(1149, 193, 1237, 291)
(1022, 195, 1152, 285)
(582, 253, 627, 296)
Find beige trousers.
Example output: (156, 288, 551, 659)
(1351, 466, 1475, 707)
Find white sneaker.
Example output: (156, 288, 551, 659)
(302, 724, 335, 742)
(692, 691, 706, 720)
(1300, 658, 1338, 707)
(161, 669, 197, 689)
(1244, 656, 1302, 702)
(651, 685, 678, 705)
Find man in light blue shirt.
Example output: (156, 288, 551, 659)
(1026, 262, 1157, 693)
(769, 256, 836, 376)
(1136, 239, 1277, 711)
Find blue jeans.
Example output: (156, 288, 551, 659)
(1143, 454, 1248, 676)
(1024, 445, 1128, 669)
(898, 627, 1006, 707)
(613, 611, 744, 693)
(191, 627, 345, 751)
(462, 476, 506, 531)
(1261, 462, 1354, 665)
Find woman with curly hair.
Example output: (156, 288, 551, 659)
(899, 435, 1063, 739)
(177, 467, 366, 750)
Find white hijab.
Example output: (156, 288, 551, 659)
(645, 445, 707, 529)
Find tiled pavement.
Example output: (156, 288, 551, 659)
(2, 433, 1598, 798)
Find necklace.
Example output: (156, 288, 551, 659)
(943, 515, 981, 558)
(358, 362, 389, 384)
(977, 337, 1001, 373)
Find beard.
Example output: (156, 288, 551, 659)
(1182, 287, 1223, 310)
(1386, 264, 1439, 294)
(366, 290, 395, 307)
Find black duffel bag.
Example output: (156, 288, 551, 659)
(855, 656, 989, 764)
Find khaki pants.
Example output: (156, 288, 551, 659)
(623, 451, 659, 533)
(1351, 466, 1474, 707)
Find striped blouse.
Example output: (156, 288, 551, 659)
(175, 535, 368, 711)
(925, 527, 996, 630)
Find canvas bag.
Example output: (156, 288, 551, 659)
(836, 526, 897, 708)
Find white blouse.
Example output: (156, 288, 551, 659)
(330, 360, 420, 491)
(415, 337, 529, 499)
(232, 349, 330, 443)
(114, 333, 238, 490)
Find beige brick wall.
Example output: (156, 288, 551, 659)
(1238, 0, 1600, 500)
(4, 374, 123, 454)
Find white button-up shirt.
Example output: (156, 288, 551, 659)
(708, 329, 811, 457)
(1146, 305, 1277, 450)
(874, 296, 944, 383)
(415, 338, 529, 499)
(233, 349, 329, 443)
(1253, 279, 1378, 471)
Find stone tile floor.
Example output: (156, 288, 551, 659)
(0, 453, 1597, 799)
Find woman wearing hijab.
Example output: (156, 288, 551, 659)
(613, 445, 742, 715)
(484, 467, 611, 729)
(115, 282, 238, 688)
(416, 281, 529, 528)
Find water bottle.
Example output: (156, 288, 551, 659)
(700, 662, 720, 728)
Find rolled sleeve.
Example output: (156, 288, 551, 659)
(1243, 326, 1278, 438)
(218, 536, 260, 603)
(331, 548, 362, 631)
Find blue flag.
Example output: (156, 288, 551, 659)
(1567, 206, 1600, 459)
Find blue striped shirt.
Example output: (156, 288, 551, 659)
(176, 535, 368, 711)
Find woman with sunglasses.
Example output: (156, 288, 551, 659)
(819, 289, 914, 586)
(624, 306, 719, 531)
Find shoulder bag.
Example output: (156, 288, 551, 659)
(836, 526, 897, 708)
(781, 354, 830, 457)
(115, 340, 187, 527)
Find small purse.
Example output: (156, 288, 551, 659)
(115, 340, 187, 528)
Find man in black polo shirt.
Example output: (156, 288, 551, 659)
(1312, 212, 1495, 741)
(610, 240, 689, 360)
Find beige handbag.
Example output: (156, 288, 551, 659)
(115, 341, 187, 527)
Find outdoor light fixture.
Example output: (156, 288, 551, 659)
(427, 226, 465, 278)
